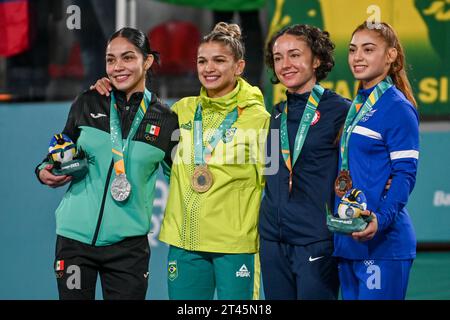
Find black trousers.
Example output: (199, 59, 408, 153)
(54, 235, 150, 300)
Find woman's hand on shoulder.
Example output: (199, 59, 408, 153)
(90, 77, 112, 96)
(39, 164, 72, 188)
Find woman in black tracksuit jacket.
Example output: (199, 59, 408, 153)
(36, 27, 178, 300)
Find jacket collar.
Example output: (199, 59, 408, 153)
(286, 90, 311, 109)
(357, 84, 377, 100)
(199, 80, 241, 113)
(113, 90, 144, 109)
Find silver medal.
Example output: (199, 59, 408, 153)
(111, 173, 131, 202)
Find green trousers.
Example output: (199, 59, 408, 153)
(167, 245, 260, 300)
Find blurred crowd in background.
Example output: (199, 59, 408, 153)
(0, 0, 267, 102)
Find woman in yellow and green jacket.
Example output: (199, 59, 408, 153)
(159, 22, 270, 300)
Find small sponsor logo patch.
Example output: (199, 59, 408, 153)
(236, 264, 251, 277)
(168, 260, 178, 281)
(311, 110, 321, 126)
(146, 124, 160, 136)
(181, 121, 192, 130)
(55, 260, 65, 271)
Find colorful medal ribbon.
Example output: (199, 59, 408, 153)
(339, 77, 393, 172)
(191, 103, 239, 193)
(109, 89, 152, 201)
(193, 103, 239, 166)
(280, 84, 324, 193)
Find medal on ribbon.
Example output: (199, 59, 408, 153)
(334, 169, 352, 198)
(280, 84, 324, 193)
(111, 173, 131, 202)
(191, 103, 239, 193)
(191, 165, 214, 193)
(336, 77, 393, 198)
(110, 90, 152, 202)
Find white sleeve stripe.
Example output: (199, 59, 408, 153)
(390, 150, 419, 160)
(353, 126, 383, 140)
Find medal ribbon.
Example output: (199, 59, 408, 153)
(339, 77, 393, 171)
(110, 89, 152, 176)
(280, 84, 324, 192)
(194, 104, 239, 165)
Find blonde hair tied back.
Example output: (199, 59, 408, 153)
(202, 22, 245, 61)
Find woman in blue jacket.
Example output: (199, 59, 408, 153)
(334, 21, 419, 300)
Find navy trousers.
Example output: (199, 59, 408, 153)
(260, 238, 339, 300)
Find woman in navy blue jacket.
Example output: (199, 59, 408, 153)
(334, 21, 419, 300)
(259, 24, 350, 300)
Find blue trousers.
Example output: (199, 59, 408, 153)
(338, 258, 413, 300)
(260, 239, 339, 300)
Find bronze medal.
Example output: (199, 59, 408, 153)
(335, 170, 352, 198)
(191, 165, 213, 193)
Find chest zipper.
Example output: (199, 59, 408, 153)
(91, 160, 114, 246)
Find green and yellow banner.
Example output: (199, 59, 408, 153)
(266, 0, 449, 117)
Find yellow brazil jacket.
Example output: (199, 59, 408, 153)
(159, 78, 270, 253)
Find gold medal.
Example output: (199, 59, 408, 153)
(335, 170, 352, 198)
(191, 165, 213, 193)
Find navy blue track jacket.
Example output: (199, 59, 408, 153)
(259, 89, 350, 245)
